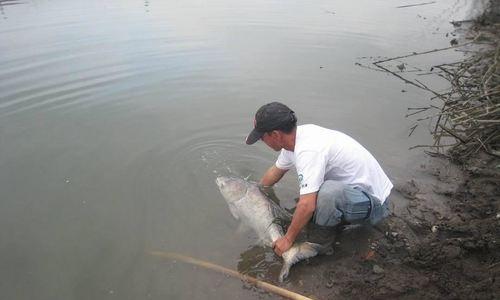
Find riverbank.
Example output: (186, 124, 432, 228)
(275, 2, 500, 299)
(277, 153, 498, 299)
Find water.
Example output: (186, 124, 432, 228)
(0, 0, 483, 299)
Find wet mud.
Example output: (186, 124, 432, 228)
(249, 154, 499, 299)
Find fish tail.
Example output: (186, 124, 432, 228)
(278, 262, 291, 283)
(279, 242, 327, 282)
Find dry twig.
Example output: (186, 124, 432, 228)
(372, 25, 499, 160)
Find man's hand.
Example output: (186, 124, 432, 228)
(272, 236, 293, 256)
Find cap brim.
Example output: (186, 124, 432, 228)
(245, 128, 263, 145)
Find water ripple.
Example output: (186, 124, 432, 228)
(0, 0, 24, 7)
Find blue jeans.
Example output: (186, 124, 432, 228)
(312, 180, 390, 227)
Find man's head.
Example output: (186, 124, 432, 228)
(245, 102, 297, 150)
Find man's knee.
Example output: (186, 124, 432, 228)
(315, 180, 372, 226)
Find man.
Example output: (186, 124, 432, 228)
(245, 102, 393, 257)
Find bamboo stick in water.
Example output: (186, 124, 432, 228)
(149, 251, 316, 300)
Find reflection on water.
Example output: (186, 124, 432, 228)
(0, 0, 23, 6)
(0, 0, 23, 19)
(0, 0, 481, 299)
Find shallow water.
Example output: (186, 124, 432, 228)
(0, 0, 483, 299)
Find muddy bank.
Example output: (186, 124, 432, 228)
(266, 153, 498, 300)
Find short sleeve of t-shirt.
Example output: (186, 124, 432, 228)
(296, 150, 326, 195)
(275, 149, 294, 170)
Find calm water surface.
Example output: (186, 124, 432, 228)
(0, 0, 482, 299)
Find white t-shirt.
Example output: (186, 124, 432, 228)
(276, 124, 393, 202)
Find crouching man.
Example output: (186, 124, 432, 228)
(245, 102, 393, 256)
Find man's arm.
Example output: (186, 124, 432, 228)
(260, 165, 288, 187)
(272, 192, 317, 256)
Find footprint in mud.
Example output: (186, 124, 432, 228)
(394, 179, 419, 199)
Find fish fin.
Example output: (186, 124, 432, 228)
(228, 202, 240, 220)
(270, 217, 289, 230)
(317, 241, 334, 255)
(278, 263, 291, 283)
(269, 201, 292, 222)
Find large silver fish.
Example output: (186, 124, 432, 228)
(216, 176, 325, 282)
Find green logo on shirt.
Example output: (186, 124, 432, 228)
(298, 174, 308, 188)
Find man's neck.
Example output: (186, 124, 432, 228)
(282, 128, 296, 152)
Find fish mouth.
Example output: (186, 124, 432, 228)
(215, 177, 225, 188)
(215, 176, 249, 201)
(215, 176, 233, 192)
(215, 176, 238, 188)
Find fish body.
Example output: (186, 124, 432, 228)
(216, 176, 324, 282)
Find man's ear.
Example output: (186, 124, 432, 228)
(272, 130, 283, 141)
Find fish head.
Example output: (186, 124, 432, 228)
(215, 176, 249, 204)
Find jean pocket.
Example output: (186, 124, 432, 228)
(342, 188, 370, 221)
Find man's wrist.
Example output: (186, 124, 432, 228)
(284, 234, 294, 244)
